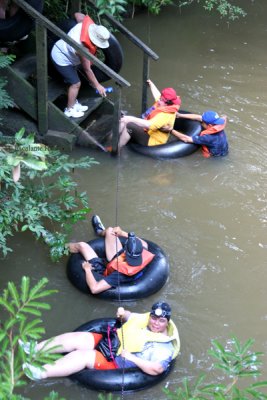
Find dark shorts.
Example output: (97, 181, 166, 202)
(52, 61, 81, 85)
(126, 122, 149, 146)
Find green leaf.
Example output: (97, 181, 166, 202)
(21, 276, 30, 302)
(7, 281, 20, 308)
(20, 158, 47, 171)
(15, 128, 25, 141)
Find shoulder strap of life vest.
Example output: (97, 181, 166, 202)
(80, 15, 97, 55)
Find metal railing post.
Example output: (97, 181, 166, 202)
(142, 53, 149, 115)
(111, 86, 122, 154)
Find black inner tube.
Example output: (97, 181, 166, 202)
(0, 0, 44, 43)
(67, 237, 169, 301)
(129, 110, 202, 159)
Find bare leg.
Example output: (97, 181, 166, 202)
(118, 116, 150, 149)
(68, 242, 98, 261)
(104, 227, 123, 261)
(37, 331, 95, 353)
(0, 0, 8, 18)
(67, 82, 81, 108)
(41, 349, 96, 378)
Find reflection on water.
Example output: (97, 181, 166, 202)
(2, 1, 267, 398)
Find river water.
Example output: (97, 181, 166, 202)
(1, 0, 267, 398)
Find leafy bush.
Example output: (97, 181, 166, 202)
(164, 337, 267, 399)
(0, 52, 15, 117)
(0, 276, 63, 399)
(0, 129, 98, 260)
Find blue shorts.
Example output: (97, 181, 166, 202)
(52, 61, 80, 85)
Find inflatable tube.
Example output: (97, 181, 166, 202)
(48, 19, 123, 83)
(70, 318, 175, 392)
(0, 0, 44, 43)
(129, 111, 202, 159)
(67, 237, 169, 301)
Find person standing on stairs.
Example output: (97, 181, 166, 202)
(51, 13, 110, 118)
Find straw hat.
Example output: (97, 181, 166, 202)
(88, 24, 110, 49)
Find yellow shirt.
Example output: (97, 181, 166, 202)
(147, 112, 176, 146)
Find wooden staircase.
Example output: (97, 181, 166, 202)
(3, 52, 111, 149)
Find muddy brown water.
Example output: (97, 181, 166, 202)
(1, 1, 267, 398)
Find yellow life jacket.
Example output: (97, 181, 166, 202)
(80, 15, 97, 55)
(117, 312, 180, 359)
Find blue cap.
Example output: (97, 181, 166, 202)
(202, 110, 225, 125)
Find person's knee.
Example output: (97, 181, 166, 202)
(105, 227, 113, 237)
(70, 81, 81, 89)
(78, 241, 89, 252)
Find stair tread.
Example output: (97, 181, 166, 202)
(11, 54, 36, 79)
(64, 97, 104, 122)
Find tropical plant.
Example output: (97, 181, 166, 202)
(0, 276, 64, 399)
(163, 337, 267, 399)
(0, 52, 15, 119)
(93, 0, 127, 19)
(0, 129, 98, 260)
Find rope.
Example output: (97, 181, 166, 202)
(112, 144, 126, 399)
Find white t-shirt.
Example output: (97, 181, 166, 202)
(51, 23, 83, 66)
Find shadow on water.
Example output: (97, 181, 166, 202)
(1, 1, 267, 398)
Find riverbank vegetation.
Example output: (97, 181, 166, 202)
(0, 128, 97, 261)
(43, 0, 246, 22)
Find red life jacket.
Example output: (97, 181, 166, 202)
(200, 119, 227, 158)
(80, 15, 97, 55)
(144, 103, 179, 120)
(104, 249, 155, 277)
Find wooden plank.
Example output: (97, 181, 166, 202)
(3, 65, 38, 119)
(36, 23, 48, 134)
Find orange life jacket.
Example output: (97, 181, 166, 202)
(200, 119, 227, 158)
(80, 15, 97, 55)
(104, 249, 155, 277)
(144, 103, 179, 120)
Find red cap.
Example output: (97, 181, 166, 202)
(161, 88, 181, 106)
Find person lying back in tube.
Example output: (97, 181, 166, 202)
(68, 215, 155, 294)
(21, 302, 180, 379)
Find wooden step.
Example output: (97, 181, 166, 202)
(11, 53, 36, 80)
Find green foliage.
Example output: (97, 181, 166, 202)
(94, 0, 127, 19)
(0, 129, 98, 261)
(0, 53, 15, 113)
(178, 0, 246, 20)
(0, 276, 64, 399)
(163, 337, 267, 399)
(43, 0, 68, 22)
(98, 394, 120, 400)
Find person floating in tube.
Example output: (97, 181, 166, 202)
(21, 302, 180, 378)
(67, 215, 155, 294)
